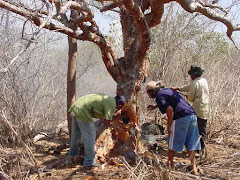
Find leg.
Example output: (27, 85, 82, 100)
(94, 119, 106, 139)
(185, 115, 201, 174)
(167, 119, 187, 168)
(78, 120, 97, 167)
(185, 115, 201, 151)
(197, 117, 207, 150)
(167, 149, 175, 169)
(188, 150, 198, 175)
(68, 116, 81, 156)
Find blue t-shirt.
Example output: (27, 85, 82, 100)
(156, 88, 195, 120)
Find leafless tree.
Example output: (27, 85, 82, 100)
(1, 0, 239, 98)
(0, 0, 239, 164)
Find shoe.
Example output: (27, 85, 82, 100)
(65, 156, 74, 165)
(195, 153, 200, 158)
(84, 163, 101, 167)
(199, 149, 207, 160)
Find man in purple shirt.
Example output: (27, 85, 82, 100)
(146, 81, 201, 174)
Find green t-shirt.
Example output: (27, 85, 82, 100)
(69, 94, 116, 122)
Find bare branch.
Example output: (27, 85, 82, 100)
(0, 110, 41, 180)
(205, 4, 228, 14)
(177, 0, 240, 48)
(122, 0, 151, 60)
(95, 2, 119, 12)
(0, 0, 54, 72)
(197, 0, 227, 13)
(145, 0, 164, 28)
(37, 0, 53, 34)
(0, 40, 31, 73)
(229, 37, 240, 50)
(57, 1, 92, 16)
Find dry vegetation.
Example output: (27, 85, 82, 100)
(1, 2, 240, 180)
(1, 112, 240, 180)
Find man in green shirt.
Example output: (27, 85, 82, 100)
(67, 94, 125, 167)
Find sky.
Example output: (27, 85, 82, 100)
(93, 1, 240, 47)
(215, 0, 240, 44)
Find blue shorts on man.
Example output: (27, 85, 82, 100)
(169, 115, 201, 152)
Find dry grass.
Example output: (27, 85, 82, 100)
(1, 118, 240, 180)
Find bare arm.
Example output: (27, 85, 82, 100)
(171, 87, 180, 91)
(147, 105, 158, 110)
(166, 106, 174, 135)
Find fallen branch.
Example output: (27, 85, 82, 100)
(170, 169, 214, 180)
(0, 171, 11, 180)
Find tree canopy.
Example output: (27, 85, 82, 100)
(0, 0, 239, 98)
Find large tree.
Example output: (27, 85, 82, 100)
(0, 0, 240, 157)
(1, 0, 239, 97)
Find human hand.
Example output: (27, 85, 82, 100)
(103, 119, 111, 126)
(147, 105, 157, 110)
(129, 122, 136, 128)
(167, 127, 172, 136)
(171, 87, 179, 91)
(90, 106, 94, 117)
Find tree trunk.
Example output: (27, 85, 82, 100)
(101, 1, 150, 163)
(67, 37, 77, 136)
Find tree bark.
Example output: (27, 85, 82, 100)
(67, 37, 77, 136)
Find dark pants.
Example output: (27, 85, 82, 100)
(197, 117, 207, 150)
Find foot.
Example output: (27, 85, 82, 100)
(65, 156, 83, 166)
(84, 163, 101, 167)
(192, 167, 199, 175)
(186, 165, 199, 175)
(167, 161, 174, 170)
(195, 153, 200, 158)
(65, 156, 75, 166)
(200, 149, 207, 160)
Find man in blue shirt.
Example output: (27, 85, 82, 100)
(146, 81, 201, 174)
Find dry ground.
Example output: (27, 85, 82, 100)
(25, 130, 240, 180)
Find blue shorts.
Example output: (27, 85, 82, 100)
(168, 115, 201, 152)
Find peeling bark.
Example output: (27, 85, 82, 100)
(1, 0, 240, 162)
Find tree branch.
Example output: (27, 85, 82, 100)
(96, 2, 119, 12)
(177, 0, 240, 48)
(0, 110, 41, 180)
(0, 0, 41, 25)
(0, 41, 31, 73)
(0, 0, 119, 79)
(145, 0, 164, 28)
(57, 1, 92, 16)
(122, 0, 151, 61)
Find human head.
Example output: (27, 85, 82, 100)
(188, 65, 204, 80)
(146, 81, 161, 99)
(115, 94, 125, 109)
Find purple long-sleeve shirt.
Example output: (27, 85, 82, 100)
(156, 88, 195, 120)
